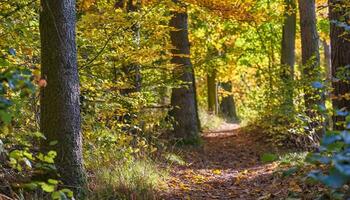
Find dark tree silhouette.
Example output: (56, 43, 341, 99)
(329, 0, 350, 128)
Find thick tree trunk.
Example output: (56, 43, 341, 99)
(298, 0, 321, 107)
(169, 1, 200, 141)
(281, 0, 296, 109)
(298, 0, 325, 136)
(329, 0, 350, 128)
(207, 71, 218, 114)
(40, 0, 86, 197)
(219, 82, 238, 122)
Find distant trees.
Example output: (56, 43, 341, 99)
(329, 0, 350, 128)
(207, 71, 218, 114)
(169, 0, 200, 141)
(40, 0, 86, 197)
(219, 82, 237, 122)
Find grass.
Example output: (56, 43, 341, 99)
(198, 108, 224, 131)
(278, 152, 308, 166)
(88, 159, 168, 200)
(164, 153, 186, 166)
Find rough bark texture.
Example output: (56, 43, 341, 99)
(298, 0, 325, 136)
(207, 72, 218, 114)
(329, 0, 350, 127)
(281, 0, 296, 71)
(40, 0, 86, 197)
(281, 0, 296, 109)
(219, 82, 238, 122)
(298, 0, 321, 108)
(169, 1, 200, 141)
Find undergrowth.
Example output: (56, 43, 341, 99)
(88, 159, 168, 200)
(198, 108, 225, 131)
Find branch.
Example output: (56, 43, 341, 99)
(79, 0, 163, 70)
(0, 0, 37, 22)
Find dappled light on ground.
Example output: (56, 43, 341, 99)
(161, 124, 316, 199)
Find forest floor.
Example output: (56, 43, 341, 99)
(160, 123, 323, 200)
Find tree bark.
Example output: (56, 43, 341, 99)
(121, 0, 142, 95)
(281, 0, 296, 71)
(281, 0, 296, 108)
(298, 0, 325, 135)
(329, 0, 350, 128)
(321, 40, 331, 82)
(298, 0, 321, 108)
(169, 0, 200, 141)
(219, 82, 238, 122)
(40, 0, 86, 197)
(207, 71, 218, 114)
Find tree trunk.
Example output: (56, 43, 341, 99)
(121, 0, 141, 95)
(169, 0, 200, 141)
(298, 0, 325, 135)
(321, 40, 331, 82)
(207, 71, 218, 114)
(281, 0, 296, 109)
(219, 82, 238, 122)
(329, 0, 350, 128)
(40, 0, 86, 197)
(281, 0, 296, 70)
(298, 0, 321, 107)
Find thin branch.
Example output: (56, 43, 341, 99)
(0, 0, 37, 22)
(79, 0, 163, 70)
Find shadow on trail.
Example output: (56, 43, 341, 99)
(161, 123, 304, 200)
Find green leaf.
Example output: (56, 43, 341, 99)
(9, 150, 22, 159)
(51, 191, 66, 200)
(23, 182, 38, 190)
(40, 182, 55, 193)
(261, 153, 278, 163)
(0, 110, 12, 124)
(60, 188, 74, 198)
(48, 179, 59, 185)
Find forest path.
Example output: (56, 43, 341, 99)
(162, 123, 296, 200)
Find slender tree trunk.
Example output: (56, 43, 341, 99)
(207, 71, 218, 114)
(219, 82, 238, 122)
(321, 40, 331, 82)
(322, 39, 333, 128)
(281, 0, 296, 108)
(298, 0, 325, 136)
(329, 0, 350, 128)
(169, 0, 200, 141)
(40, 0, 86, 197)
(121, 0, 141, 95)
(281, 0, 296, 71)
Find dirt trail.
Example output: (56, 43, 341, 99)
(162, 124, 294, 200)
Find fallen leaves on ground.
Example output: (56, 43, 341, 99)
(159, 123, 326, 200)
